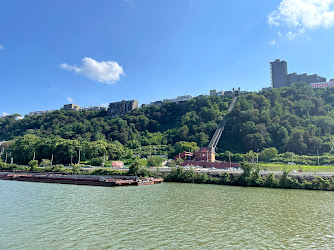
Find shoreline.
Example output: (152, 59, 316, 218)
(163, 166, 334, 191)
(0, 172, 163, 187)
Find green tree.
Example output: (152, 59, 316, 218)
(244, 133, 266, 151)
(127, 159, 143, 176)
(9, 134, 40, 164)
(276, 127, 289, 147)
(242, 121, 257, 135)
(147, 156, 164, 167)
(72, 164, 82, 174)
(88, 158, 103, 166)
(195, 132, 209, 147)
(176, 158, 184, 166)
(284, 130, 307, 155)
(260, 147, 278, 162)
(177, 125, 189, 140)
(172, 141, 199, 156)
(28, 160, 38, 169)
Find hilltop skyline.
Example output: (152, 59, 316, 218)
(1, 0, 334, 116)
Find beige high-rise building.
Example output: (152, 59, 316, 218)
(62, 104, 80, 111)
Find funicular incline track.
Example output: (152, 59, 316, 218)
(207, 96, 238, 152)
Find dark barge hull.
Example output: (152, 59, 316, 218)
(12, 177, 132, 186)
(0, 173, 163, 187)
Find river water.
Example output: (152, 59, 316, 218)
(0, 180, 334, 249)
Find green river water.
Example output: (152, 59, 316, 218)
(0, 180, 334, 249)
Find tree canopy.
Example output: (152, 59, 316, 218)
(2, 82, 334, 164)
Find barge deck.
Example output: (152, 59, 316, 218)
(0, 172, 163, 187)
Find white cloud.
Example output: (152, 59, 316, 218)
(286, 31, 298, 40)
(67, 97, 74, 103)
(60, 57, 125, 84)
(269, 40, 276, 45)
(269, 0, 334, 40)
(2, 112, 9, 117)
(0, 44, 4, 50)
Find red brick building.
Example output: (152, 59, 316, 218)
(194, 147, 215, 162)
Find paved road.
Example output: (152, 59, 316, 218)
(159, 168, 334, 178)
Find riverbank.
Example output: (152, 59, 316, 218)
(163, 164, 334, 191)
(2, 162, 334, 191)
(0, 172, 163, 187)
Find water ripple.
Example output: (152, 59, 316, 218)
(1, 181, 334, 249)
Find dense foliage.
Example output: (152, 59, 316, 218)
(0, 95, 230, 147)
(1, 134, 131, 165)
(2, 82, 334, 164)
(164, 163, 334, 191)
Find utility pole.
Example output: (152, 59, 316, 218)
(317, 150, 320, 166)
(70, 155, 73, 165)
(207, 150, 208, 162)
(33, 152, 36, 161)
(78, 149, 81, 164)
(5, 152, 7, 164)
(51, 154, 54, 166)
(229, 152, 231, 168)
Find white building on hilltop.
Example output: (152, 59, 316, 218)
(163, 95, 192, 103)
(27, 110, 56, 116)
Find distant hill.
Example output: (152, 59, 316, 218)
(1, 82, 334, 156)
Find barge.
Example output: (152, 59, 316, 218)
(0, 172, 163, 187)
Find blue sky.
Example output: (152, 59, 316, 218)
(1, 0, 334, 116)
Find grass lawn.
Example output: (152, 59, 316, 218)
(259, 163, 334, 173)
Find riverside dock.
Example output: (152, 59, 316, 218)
(0, 172, 163, 187)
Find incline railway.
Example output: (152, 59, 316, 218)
(176, 90, 240, 168)
(207, 95, 238, 154)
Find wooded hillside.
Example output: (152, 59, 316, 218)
(2, 82, 334, 163)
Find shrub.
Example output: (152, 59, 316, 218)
(87, 158, 103, 166)
(90, 168, 124, 176)
(39, 159, 51, 167)
(72, 164, 82, 174)
(264, 173, 278, 188)
(28, 160, 38, 169)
